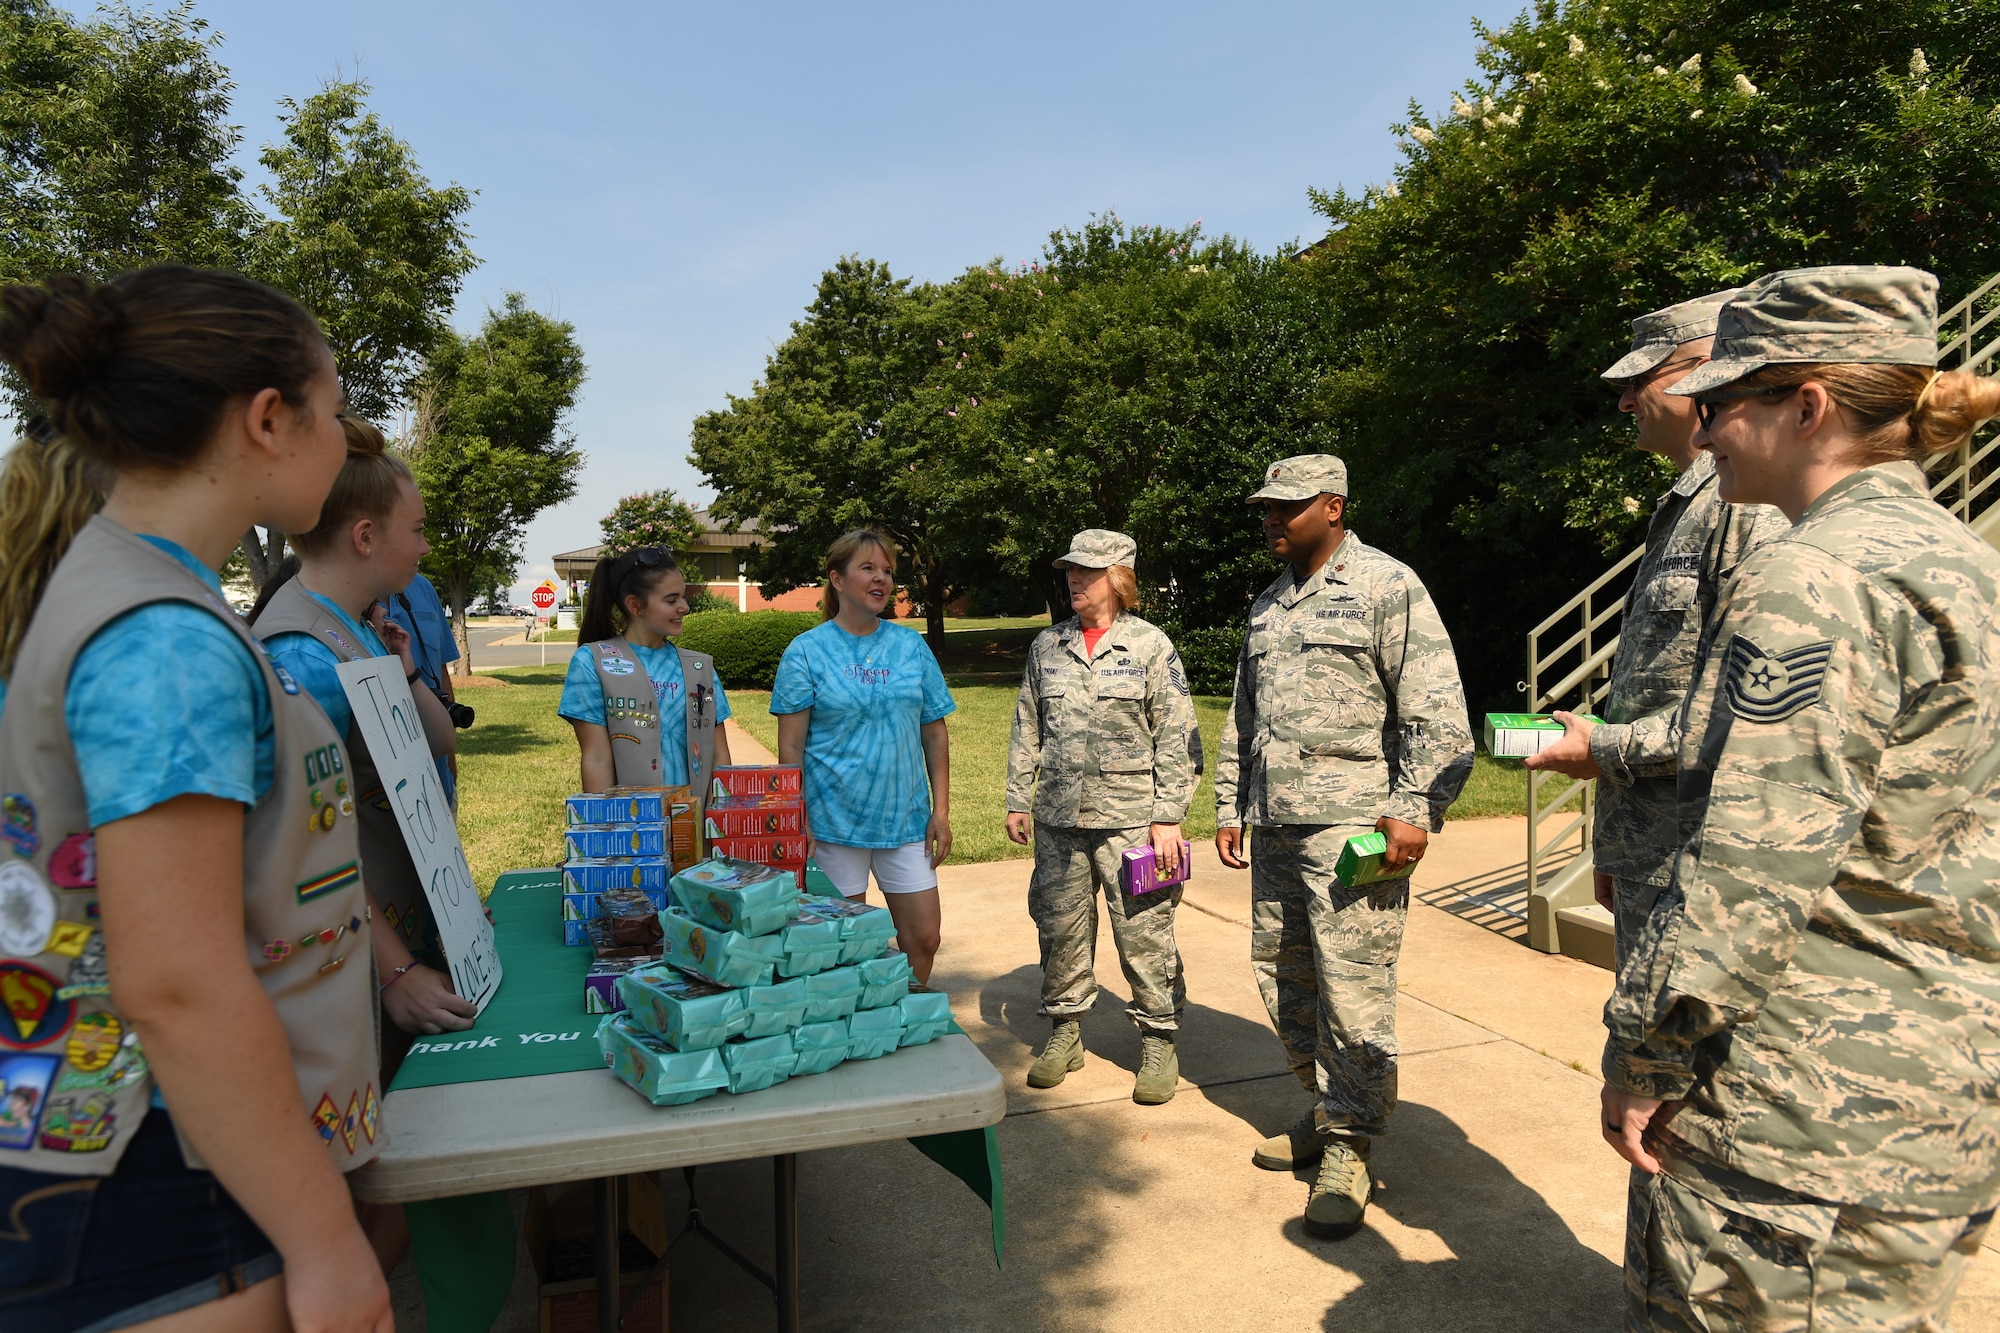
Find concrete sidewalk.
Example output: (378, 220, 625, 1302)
(395, 819, 2000, 1331)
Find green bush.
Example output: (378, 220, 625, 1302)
(685, 584, 736, 615)
(1166, 625, 1244, 697)
(679, 609, 820, 690)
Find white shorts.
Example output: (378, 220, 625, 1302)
(812, 842, 937, 897)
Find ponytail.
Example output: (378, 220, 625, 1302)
(248, 553, 302, 623)
(0, 427, 106, 675)
(1732, 363, 2000, 466)
(578, 548, 681, 644)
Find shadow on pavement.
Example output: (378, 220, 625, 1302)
(1296, 1101, 1624, 1332)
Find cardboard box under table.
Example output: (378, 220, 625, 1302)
(356, 868, 1004, 1333)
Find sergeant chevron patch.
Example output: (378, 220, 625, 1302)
(1723, 635, 1834, 723)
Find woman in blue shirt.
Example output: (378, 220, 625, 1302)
(772, 530, 956, 982)
(563, 547, 733, 794)
(0, 268, 393, 1331)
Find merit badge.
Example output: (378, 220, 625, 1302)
(56, 934, 108, 1001)
(0, 1053, 59, 1150)
(37, 1090, 115, 1152)
(63, 1012, 121, 1074)
(1723, 636, 1835, 724)
(47, 833, 95, 890)
(602, 655, 637, 677)
(341, 1091, 361, 1152)
(0, 862, 58, 956)
(0, 962, 74, 1050)
(361, 1083, 380, 1144)
(272, 663, 302, 695)
(263, 938, 292, 963)
(1, 795, 37, 858)
(44, 922, 91, 959)
(312, 1093, 341, 1143)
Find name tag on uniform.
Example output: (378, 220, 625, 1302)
(1657, 553, 1701, 577)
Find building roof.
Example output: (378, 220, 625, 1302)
(552, 511, 768, 579)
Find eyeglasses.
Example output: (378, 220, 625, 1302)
(1694, 384, 1800, 431)
(620, 546, 670, 569)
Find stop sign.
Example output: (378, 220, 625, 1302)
(531, 582, 557, 611)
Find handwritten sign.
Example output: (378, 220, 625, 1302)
(336, 659, 502, 1013)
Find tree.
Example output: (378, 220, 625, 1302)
(0, 0, 251, 287)
(407, 294, 586, 673)
(237, 78, 477, 585)
(690, 257, 1005, 648)
(600, 488, 701, 556)
(1299, 0, 2000, 709)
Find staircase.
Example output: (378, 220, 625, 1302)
(1525, 274, 2000, 969)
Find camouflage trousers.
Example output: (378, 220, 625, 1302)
(1029, 823, 1185, 1034)
(1612, 876, 1668, 971)
(1250, 824, 1404, 1138)
(1627, 1160, 1992, 1332)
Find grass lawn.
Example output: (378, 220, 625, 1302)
(456, 667, 1544, 889)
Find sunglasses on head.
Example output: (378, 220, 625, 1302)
(1694, 384, 1801, 431)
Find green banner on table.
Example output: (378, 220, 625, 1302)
(390, 869, 601, 1091)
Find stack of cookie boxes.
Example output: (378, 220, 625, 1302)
(702, 766, 808, 885)
(596, 854, 955, 1105)
(560, 787, 703, 946)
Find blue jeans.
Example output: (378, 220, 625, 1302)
(0, 1107, 281, 1332)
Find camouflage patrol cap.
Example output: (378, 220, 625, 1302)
(1247, 454, 1347, 503)
(1600, 288, 1742, 381)
(1669, 266, 1940, 397)
(1054, 528, 1138, 569)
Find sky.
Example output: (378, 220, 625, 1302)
(169, 0, 1512, 601)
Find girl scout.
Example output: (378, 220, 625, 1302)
(1600, 266, 2000, 1330)
(252, 417, 474, 1071)
(1004, 530, 1200, 1105)
(0, 269, 391, 1331)
(564, 547, 731, 794)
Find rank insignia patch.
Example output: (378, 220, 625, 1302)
(1723, 635, 1834, 724)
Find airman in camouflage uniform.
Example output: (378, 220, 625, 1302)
(1006, 529, 1201, 1105)
(1215, 455, 1474, 1239)
(1531, 291, 1787, 963)
(1602, 267, 2000, 1330)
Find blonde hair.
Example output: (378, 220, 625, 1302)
(0, 431, 105, 675)
(1106, 564, 1140, 611)
(1733, 363, 2000, 466)
(820, 528, 895, 620)
(288, 416, 415, 559)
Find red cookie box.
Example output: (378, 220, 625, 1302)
(707, 832, 809, 871)
(703, 794, 805, 839)
(708, 765, 802, 800)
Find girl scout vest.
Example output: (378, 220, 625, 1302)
(253, 577, 436, 957)
(589, 637, 718, 794)
(0, 517, 380, 1176)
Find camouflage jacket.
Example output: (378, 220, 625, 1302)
(1590, 454, 1788, 885)
(1005, 613, 1201, 829)
(1602, 464, 2000, 1215)
(1215, 532, 1473, 831)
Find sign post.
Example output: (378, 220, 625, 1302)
(335, 660, 502, 1014)
(531, 582, 558, 667)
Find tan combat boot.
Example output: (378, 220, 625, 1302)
(1303, 1135, 1372, 1240)
(1253, 1111, 1324, 1171)
(1026, 1020, 1084, 1088)
(1132, 1034, 1178, 1105)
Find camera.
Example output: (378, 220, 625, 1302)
(438, 693, 476, 730)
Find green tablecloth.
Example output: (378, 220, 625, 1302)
(401, 868, 1003, 1333)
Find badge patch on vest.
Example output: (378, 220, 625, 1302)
(296, 861, 361, 905)
(0, 862, 57, 955)
(2, 795, 38, 858)
(362, 1083, 380, 1144)
(601, 655, 637, 677)
(0, 1053, 56, 1148)
(273, 663, 302, 695)
(37, 1091, 114, 1152)
(0, 962, 73, 1049)
(312, 1093, 342, 1143)
(1723, 635, 1834, 724)
(48, 834, 95, 889)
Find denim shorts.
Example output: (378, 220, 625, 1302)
(0, 1106, 281, 1333)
